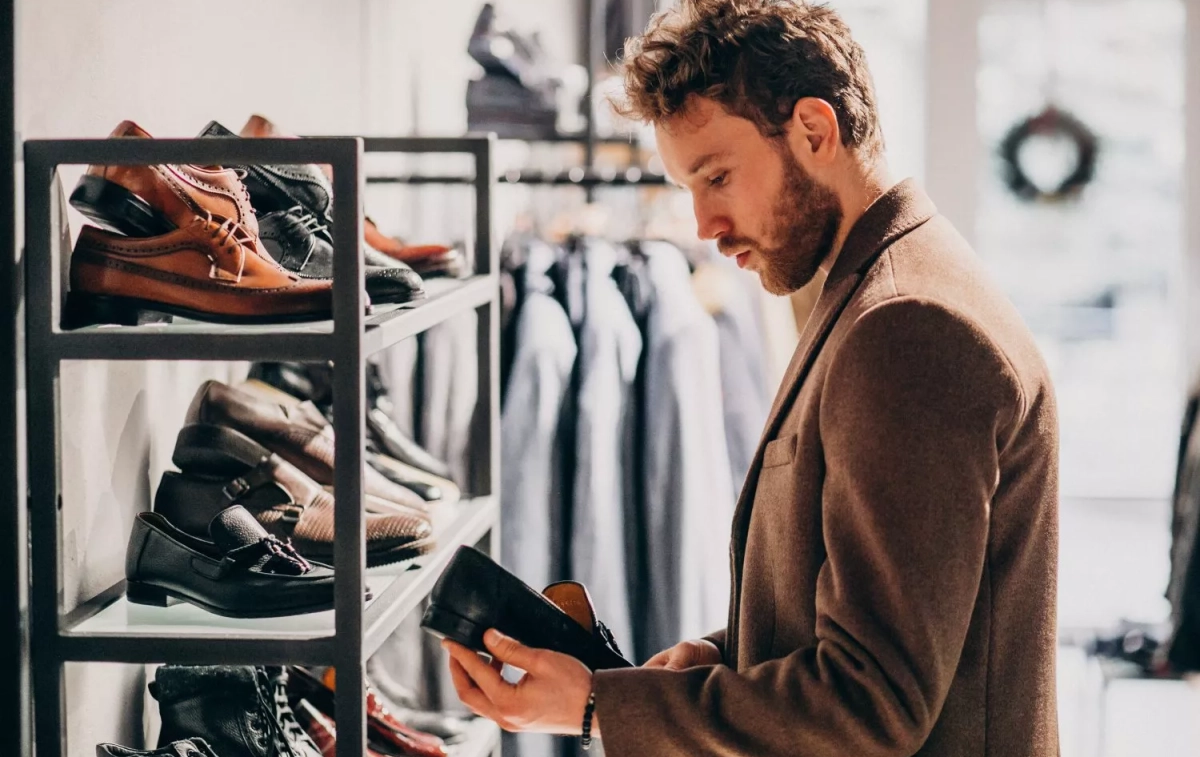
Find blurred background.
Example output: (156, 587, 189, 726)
(10, 0, 1200, 755)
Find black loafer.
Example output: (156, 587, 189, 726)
(125, 506, 350, 618)
(257, 207, 425, 305)
(421, 546, 631, 670)
(97, 740, 220, 757)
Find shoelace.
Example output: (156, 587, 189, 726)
(252, 670, 304, 757)
(193, 211, 258, 280)
(278, 206, 331, 270)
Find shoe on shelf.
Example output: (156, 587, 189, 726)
(294, 699, 389, 757)
(363, 222, 471, 280)
(185, 379, 431, 515)
(70, 120, 263, 245)
(258, 207, 425, 305)
(125, 506, 342, 618)
(153, 666, 321, 757)
(287, 667, 449, 757)
(62, 218, 336, 328)
(365, 659, 475, 744)
(422, 546, 632, 670)
(157, 424, 435, 567)
(97, 739, 221, 757)
(247, 362, 457, 485)
(198, 119, 335, 228)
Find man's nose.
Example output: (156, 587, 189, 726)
(693, 197, 731, 241)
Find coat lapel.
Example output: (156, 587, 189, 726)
(725, 179, 939, 656)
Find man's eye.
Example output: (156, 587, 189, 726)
(709, 173, 727, 187)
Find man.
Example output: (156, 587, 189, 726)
(443, 1, 1060, 754)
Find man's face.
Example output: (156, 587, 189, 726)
(656, 98, 843, 295)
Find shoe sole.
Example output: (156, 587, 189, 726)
(63, 291, 333, 329)
(421, 602, 488, 652)
(70, 175, 176, 237)
(126, 579, 339, 618)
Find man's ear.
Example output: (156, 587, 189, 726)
(787, 97, 840, 164)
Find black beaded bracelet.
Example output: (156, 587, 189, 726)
(581, 689, 597, 750)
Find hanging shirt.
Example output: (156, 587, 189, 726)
(570, 238, 641, 660)
(638, 240, 736, 657)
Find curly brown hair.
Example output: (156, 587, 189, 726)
(613, 0, 884, 157)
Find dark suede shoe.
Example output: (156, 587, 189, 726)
(125, 506, 342, 618)
(153, 666, 320, 757)
(422, 546, 632, 670)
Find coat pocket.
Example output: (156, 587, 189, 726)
(762, 433, 798, 468)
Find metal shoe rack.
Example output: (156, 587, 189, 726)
(21, 135, 502, 757)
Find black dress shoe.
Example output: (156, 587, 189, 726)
(153, 666, 320, 757)
(421, 546, 632, 670)
(198, 121, 335, 229)
(98, 739, 220, 757)
(258, 207, 425, 305)
(125, 506, 344, 618)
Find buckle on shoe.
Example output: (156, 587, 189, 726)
(222, 477, 251, 502)
(277, 503, 304, 523)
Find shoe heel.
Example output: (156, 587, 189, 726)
(126, 581, 180, 608)
(172, 423, 271, 475)
(421, 604, 488, 652)
(69, 174, 175, 237)
(61, 292, 173, 329)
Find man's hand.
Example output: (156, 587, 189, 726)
(443, 630, 596, 735)
(643, 639, 723, 670)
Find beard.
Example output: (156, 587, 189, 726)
(718, 147, 843, 295)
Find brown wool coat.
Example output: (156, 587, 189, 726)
(594, 180, 1060, 756)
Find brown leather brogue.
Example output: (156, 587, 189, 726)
(70, 120, 263, 252)
(64, 219, 334, 327)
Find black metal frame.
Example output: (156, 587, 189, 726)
(21, 134, 499, 757)
(2, 2, 27, 757)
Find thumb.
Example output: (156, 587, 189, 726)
(484, 629, 542, 672)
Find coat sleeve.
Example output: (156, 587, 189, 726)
(593, 297, 1024, 757)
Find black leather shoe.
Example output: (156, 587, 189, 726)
(198, 121, 335, 228)
(125, 506, 344, 618)
(153, 666, 320, 757)
(98, 739, 220, 757)
(257, 207, 425, 305)
(421, 546, 632, 670)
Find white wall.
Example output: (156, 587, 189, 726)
(15, 2, 577, 754)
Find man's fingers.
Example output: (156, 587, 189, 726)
(484, 629, 543, 673)
(444, 639, 513, 704)
(447, 657, 491, 716)
(643, 649, 672, 669)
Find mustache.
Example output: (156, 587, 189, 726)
(717, 236, 757, 255)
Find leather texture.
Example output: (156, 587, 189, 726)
(422, 546, 631, 670)
(257, 207, 425, 305)
(97, 739, 220, 757)
(363, 221, 470, 279)
(154, 666, 321, 757)
(81, 120, 264, 247)
(294, 700, 387, 757)
(156, 424, 434, 567)
(125, 508, 338, 617)
(287, 667, 449, 757)
(185, 380, 431, 514)
(68, 222, 333, 321)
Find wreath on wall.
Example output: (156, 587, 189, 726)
(999, 105, 1099, 203)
